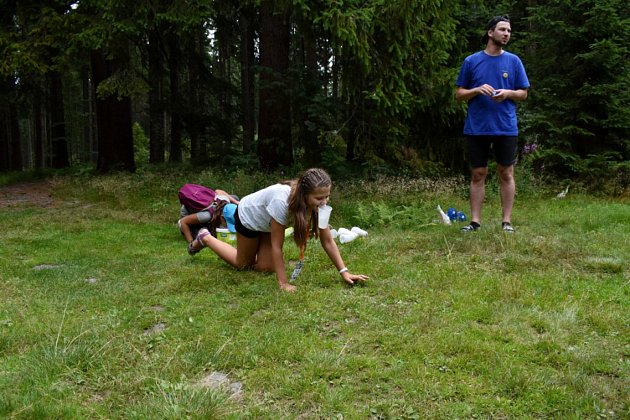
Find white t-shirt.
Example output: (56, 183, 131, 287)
(238, 184, 291, 232)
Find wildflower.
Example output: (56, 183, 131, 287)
(522, 143, 538, 155)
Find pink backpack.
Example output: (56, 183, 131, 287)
(178, 184, 217, 213)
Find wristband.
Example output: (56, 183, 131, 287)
(339, 267, 348, 274)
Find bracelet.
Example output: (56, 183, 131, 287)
(339, 267, 348, 274)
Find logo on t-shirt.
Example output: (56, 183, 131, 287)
(502, 71, 508, 79)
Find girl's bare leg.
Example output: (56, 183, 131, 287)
(252, 233, 274, 272)
(197, 234, 239, 266)
(196, 232, 272, 272)
(234, 234, 260, 269)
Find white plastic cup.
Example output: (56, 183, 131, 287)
(318, 205, 332, 229)
(339, 232, 359, 243)
(351, 227, 368, 237)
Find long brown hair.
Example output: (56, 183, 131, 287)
(285, 168, 331, 248)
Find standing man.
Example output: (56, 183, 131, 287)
(455, 15, 529, 233)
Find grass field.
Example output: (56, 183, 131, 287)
(0, 168, 628, 418)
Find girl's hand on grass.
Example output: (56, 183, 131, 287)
(280, 283, 297, 292)
(343, 273, 369, 286)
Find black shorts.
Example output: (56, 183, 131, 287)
(467, 136, 517, 168)
(234, 207, 260, 239)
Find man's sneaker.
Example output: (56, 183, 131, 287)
(502, 222, 515, 233)
(461, 222, 480, 232)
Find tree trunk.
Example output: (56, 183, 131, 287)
(167, 32, 183, 163)
(239, 6, 256, 154)
(8, 100, 22, 171)
(188, 30, 206, 164)
(0, 104, 22, 171)
(0, 111, 7, 171)
(0, 78, 23, 172)
(0, 107, 8, 171)
(216, 6, 233, 157)
(33, 84, 46, 169)
(257, 0, 292, 169)
(342, 54, 358, 162)
(48, 71, 70, 168)
(81, 64, 96, 165)
(148, 28, 166, 163)
(299, 27, 322, 166)
(90, 50, 136, 173)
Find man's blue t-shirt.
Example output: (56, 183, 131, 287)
(456, 51, 530, 136)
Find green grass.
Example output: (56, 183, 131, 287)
(0, 169, 628, 418)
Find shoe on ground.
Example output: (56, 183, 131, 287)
(188, 228, 210, 255)
(187, 241, 200, 255)
(461, 223, 480, 232)
(502, 222, 515, 233)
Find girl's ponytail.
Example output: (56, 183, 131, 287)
(288, 168, 331, 248)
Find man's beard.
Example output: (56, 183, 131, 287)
(492, 36, 509, 47)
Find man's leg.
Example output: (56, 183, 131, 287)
(497, 164, 515, 223)
(470, 166, 487, 224)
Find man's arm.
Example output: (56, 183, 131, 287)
(456, 86, 528, 102)
(491, 88, 528, 103)
(455, 84, 495, 102)
(506, 88, 528, 101)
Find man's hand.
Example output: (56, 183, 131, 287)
(491, 89, 507, 102)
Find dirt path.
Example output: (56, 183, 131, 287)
(0, 181, 57, 208)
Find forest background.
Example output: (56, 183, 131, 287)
(0, 0, 629, 190)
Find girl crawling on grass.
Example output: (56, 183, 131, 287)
(187, 168, 368, 292)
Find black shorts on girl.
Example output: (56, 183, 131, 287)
(467, 135, 517, 168)
(234, 207, 260, 238)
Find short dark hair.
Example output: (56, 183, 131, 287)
(481, 15, 511, 45)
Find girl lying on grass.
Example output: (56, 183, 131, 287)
(187, 168, 368, 292)
(179, 188, 238, 244)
